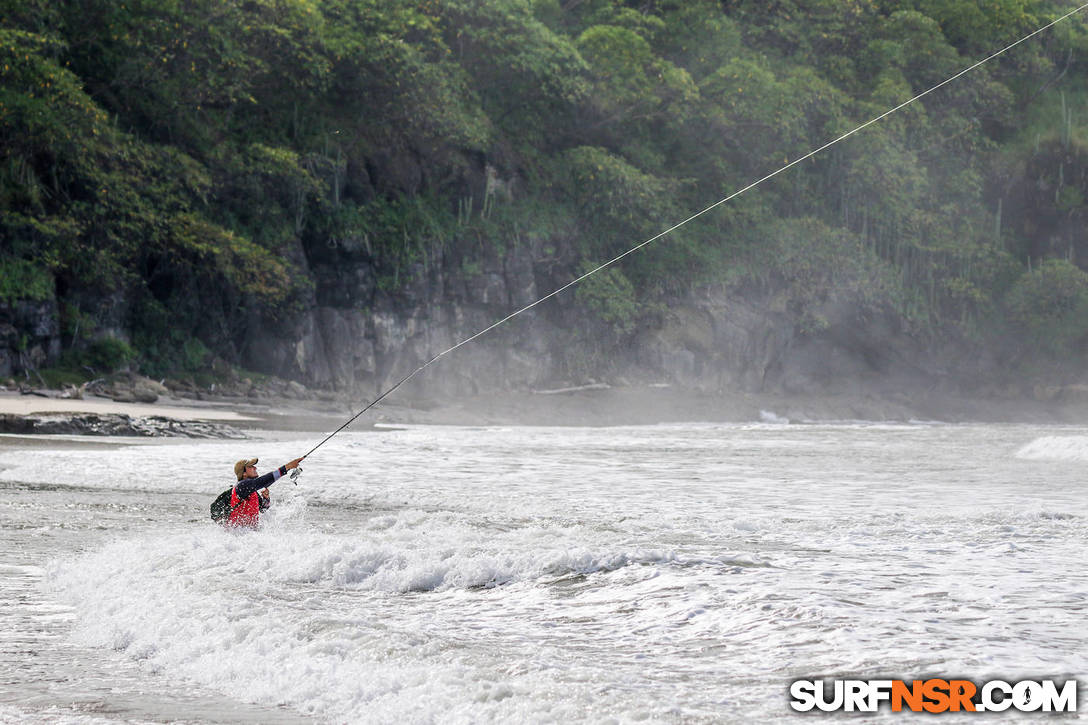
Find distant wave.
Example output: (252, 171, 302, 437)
(1014, 436, 1088, 462)
(758, 410, 790, 424)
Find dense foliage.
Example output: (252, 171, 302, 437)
(2, 0, 1087, 380)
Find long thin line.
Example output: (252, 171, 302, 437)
(301, 2, 1088, 459)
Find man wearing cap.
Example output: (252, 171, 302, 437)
(227, 456, 304, 528)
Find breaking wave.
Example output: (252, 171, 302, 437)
(1014, 436, 1088, 462)
(44, 522, 689, 722)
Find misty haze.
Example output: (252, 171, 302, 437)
(1, 1, 1087, 722)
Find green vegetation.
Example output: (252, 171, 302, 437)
(1006, 259, 1088, 353)
(1, 0, 1087, 380)
(0, 255, 51, 302)
(62, 338, 136, 374)
(575, 264, 639, 336)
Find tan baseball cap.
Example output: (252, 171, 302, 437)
(234, 458, 258, 480)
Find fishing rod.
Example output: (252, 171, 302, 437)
(297, 0, 1088, 464)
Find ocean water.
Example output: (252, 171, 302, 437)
(1, 422, 1086, 723)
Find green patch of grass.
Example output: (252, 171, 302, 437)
(37, 367, 90, 388)
(0, 257, 53, 304)
(59, 338, 137, 376)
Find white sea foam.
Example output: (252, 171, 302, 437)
(6, 422, 1088, 722)
(759, 409, 790, 424)
(0, 704, 132, 725)
(45, 522, 689, 722)
(1015, 435, 1088, 462)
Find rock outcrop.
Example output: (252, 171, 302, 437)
(0, 412, 244, 438)
(103, 375, 171, 404)
(0, 299, 61, 379)
(0, 221, 1064, 410)
(235, 232, 968, 405)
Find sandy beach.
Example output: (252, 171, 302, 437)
(2, 384, 1087, 434)
(0, 391, 257, 421)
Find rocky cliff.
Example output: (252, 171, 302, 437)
(226, 236, 971, 406)
(0, 300, 60, 381)
(7, 243, 1085, 415)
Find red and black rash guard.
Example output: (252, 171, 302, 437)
(227, 465, 289, 528)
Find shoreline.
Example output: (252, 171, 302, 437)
(1, 385, 1086, 440)
(366, 386, 1088, 427)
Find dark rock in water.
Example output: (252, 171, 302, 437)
(0, 414, 34, 434)
(0, 413, 245, 438)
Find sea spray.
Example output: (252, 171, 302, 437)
(8, 423, 1086, 722)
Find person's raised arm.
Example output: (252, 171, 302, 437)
(235, 457, 304, 499)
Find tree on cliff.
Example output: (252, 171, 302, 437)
(0, 0, 1085, 385)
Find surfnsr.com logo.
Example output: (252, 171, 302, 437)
(789, 678, 1078, 713)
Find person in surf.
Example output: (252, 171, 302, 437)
(226, 456, 304, 528)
